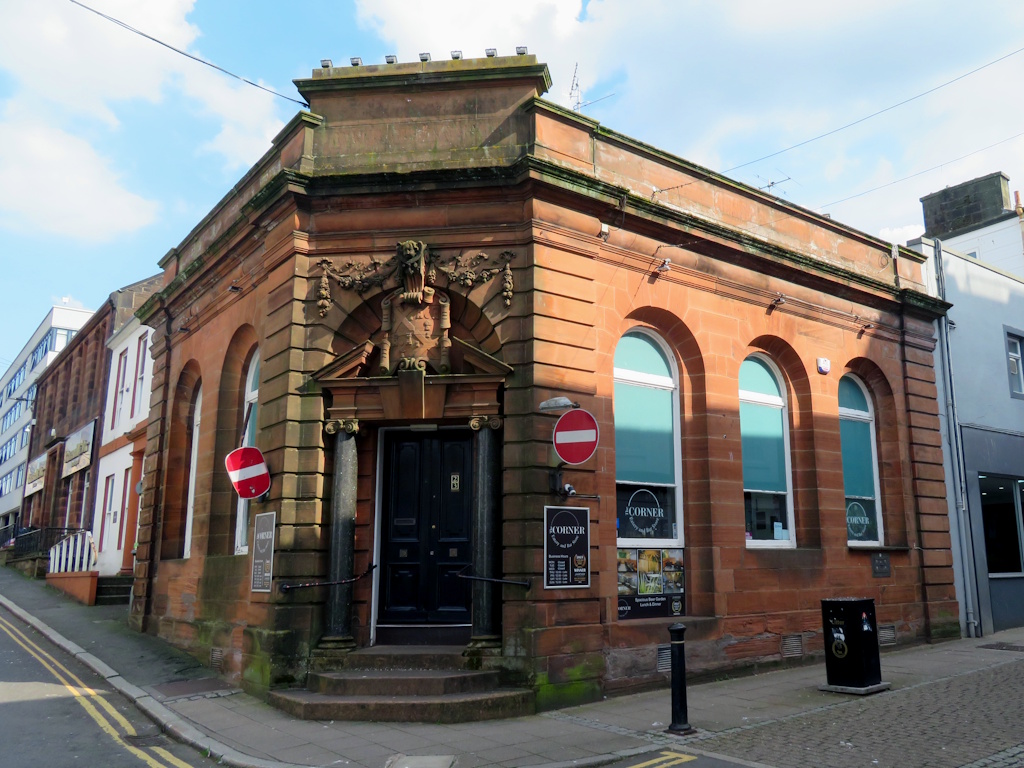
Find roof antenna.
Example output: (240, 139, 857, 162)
(568, 63, 614, 113)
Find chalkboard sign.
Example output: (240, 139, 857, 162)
(544, 506, 590, 589)
(251, 511, 276, 593)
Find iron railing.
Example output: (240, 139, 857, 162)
(12, 527, 84, 558)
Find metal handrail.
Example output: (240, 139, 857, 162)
(456, 564, 531, 589)
(280, 563, 377, 592)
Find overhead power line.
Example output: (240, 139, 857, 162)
(68, 0, 309, 108)
(818, 130, 1024, 210)
(725, 43, 1024, 174)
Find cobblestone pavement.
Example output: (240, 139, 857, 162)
(668, 658, 1024, 768)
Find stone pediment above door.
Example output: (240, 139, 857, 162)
(312, 240, 513, 423)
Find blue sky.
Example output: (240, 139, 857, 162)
(2, 0, 1024, 372)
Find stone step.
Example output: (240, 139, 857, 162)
(267, 688, 535, 723)
(94, 575, 133, 605)
(309, 668, 501, 696)
(333, 645, 474, 671)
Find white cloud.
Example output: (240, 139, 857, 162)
(0, 0, 284, 240)
(0, 106, 158, 242)
(879, 225, 925, 245)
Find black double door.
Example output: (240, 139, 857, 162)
(378, 431, 473, 638)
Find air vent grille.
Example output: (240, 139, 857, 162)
(657, 644, 671, 672)
(780, 633, 804, 658)
(210, 647, 225, 671)
(878, 624, 897, 646)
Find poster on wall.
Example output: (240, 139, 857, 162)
(616, 547, 685, 620)
(61, 421, 96, 478)
(544, 506, 590, 589)
(251, 511, 276, 593)
(24, 453, 47, 497)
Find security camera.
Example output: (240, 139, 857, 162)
(563, 483, 577, 497)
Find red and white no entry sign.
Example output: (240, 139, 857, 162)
(225, 446, 271, 500)
(552, 408, 599, 465)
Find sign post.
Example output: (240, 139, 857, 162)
(552, 408, 599, 465)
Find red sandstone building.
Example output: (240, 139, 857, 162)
(24, 278, 160, 537)
(132, 56, 957, 713)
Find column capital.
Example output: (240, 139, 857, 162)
(469, 415, 502, 431)
(325, 418, 359, 435)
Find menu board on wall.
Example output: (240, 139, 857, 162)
(544, 506, 590, 589)
(251, 511, 276, 593)
(616, 547, 685, 620)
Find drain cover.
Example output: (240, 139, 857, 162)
(123, 734, 166, 748)
(979, 643, 1024, 652)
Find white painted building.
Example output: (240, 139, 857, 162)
(89, 316, 154, 575)
(0, 305, 94, 536)
(912, 172, 1024, 635)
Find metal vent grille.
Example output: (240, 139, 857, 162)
(657, 644, 671, 672)
(210, 647, 225, 671)
(878, 624, 897, 646)
(780, 633, 804, 658)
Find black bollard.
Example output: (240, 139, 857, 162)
(667, 623, 695, 735)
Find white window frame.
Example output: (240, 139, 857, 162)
(131, 333, 148, 419)
(739, 353, 796, 549)
(1007, 332, 1024, 397)
(839, 375, 884, 547)
(613, 328, 684, 549)
(112, 349, 129, 429)
(183, 387, 202, 560)
(235, 350, 260, 556)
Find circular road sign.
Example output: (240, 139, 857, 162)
(552, 408, 600, 465)
(225, 446, 271, 500)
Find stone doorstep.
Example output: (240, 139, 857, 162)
(266, 688, 535, 723)
(310, 668, 502, 696)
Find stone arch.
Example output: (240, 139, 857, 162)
(161, 361, 202, 561)
(209, 325, 259, 556)
(844, 357, 907, 546)
(617, 307, 713, 614)
(746, 335, 819, 547)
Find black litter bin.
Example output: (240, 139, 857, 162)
(821, 597, 882, 689)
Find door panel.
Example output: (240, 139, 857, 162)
(379, 431, 473, 626)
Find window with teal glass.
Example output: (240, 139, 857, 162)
(838, 375, 882, 544)
(739, 355, 794, 546)
(613, 331, 682, 545)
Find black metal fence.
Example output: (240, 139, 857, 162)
(10, 527, 83, 558)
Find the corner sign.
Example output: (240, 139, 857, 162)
(251, 511, 275, 593)
(544, 506, 590, 589)
(552, 408, 599, 465)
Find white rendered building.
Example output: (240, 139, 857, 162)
(0, 305, 94, 535)
(90, 315, 154, 575)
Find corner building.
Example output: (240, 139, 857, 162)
(133, 56, 957, 708)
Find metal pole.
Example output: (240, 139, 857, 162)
(667, 623, 695, 735)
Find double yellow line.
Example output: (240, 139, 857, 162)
(0, 613, 197, 768)
(629, 750, 698, 768)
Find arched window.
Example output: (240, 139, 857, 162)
(235, 350, 260, 555)
(739, 355, 794, 546)
(613, 331, 683, 548)
(839, 375, 882, 545)
(183, 386, 202, 559)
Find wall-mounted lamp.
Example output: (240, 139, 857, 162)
(227, 284, 242, 294)
(485, 48, 497, 57)
(654, 257, 671, 274)
(419, 52, 431, 62)
(320, 59, 333, 68)
(766, 293, 786, 315)
(451, 50, 462, 60)
(385, 54, 398, 64)
(516, 46, 528, 55)
(350, 57, 362, 67)
(599, 223, 610, 241)
(539, 396, 579, 412)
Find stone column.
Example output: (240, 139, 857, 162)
(468, 416, 501, 649)
(321, 419, 358, 650)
